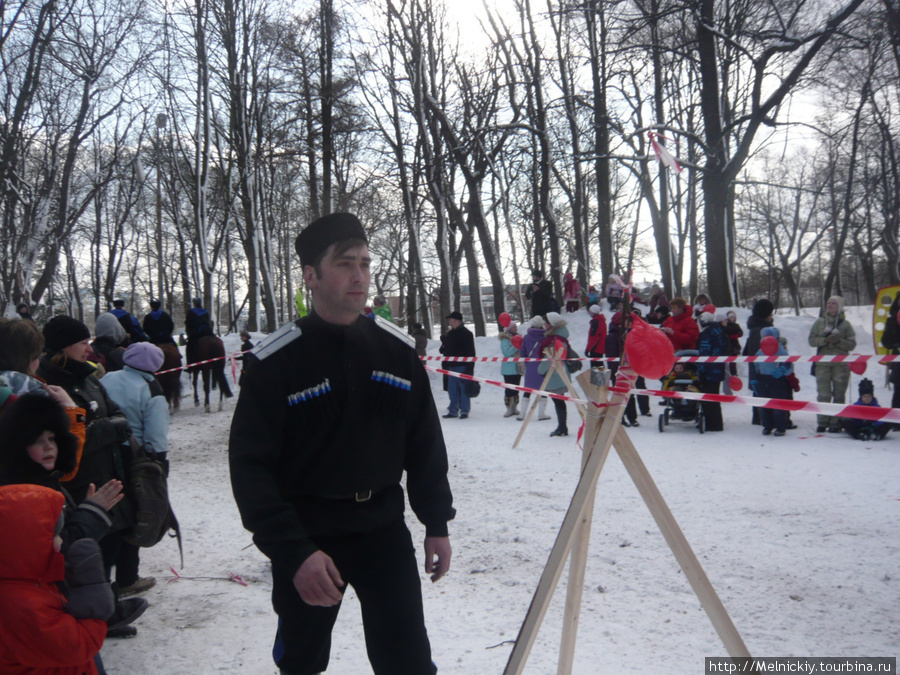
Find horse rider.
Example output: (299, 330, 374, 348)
(142, 300, 176, 346)
(185, 297, 214, 366)
(110, 299, 148, 344)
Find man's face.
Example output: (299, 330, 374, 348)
(826, 298, 839, 316)
(304, 243, 371, 325)
(448, 318, 462, 330)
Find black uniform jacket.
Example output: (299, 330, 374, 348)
(229, 313, 455, 578)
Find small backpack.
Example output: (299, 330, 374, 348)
(122, 436, 182, 565)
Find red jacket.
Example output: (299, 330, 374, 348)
(0, 484, 105, 674)
(662, 310, 699, 352)
(585, 313, 607, 356)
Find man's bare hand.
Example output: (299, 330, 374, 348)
(84, 480, 124, 511)
(424, 536, 451, 582)
(293, 551, 344, 606)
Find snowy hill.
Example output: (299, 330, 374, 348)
(101, 306, 899, 674)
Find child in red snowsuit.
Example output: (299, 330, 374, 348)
(0, 484, 111, 674)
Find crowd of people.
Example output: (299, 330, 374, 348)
(475, 280, 876, 442)
(0, 296, 224, 672)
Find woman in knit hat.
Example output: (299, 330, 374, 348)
(538, 313, 574, 436)
(519, 315, 551, 421)
(99, 342, 169, 598)
(498, 321, 521, 418)
(37, 316, 145, 624)
(92, 312, 127, 373)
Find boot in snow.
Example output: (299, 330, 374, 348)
(503, 396, 516, 418)
(538, 397, 551, 421)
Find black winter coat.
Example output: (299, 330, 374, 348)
(440, 324, 476, 390)
(526, 279, 554, 317)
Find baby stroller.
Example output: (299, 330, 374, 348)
(658, 356, 705, 434)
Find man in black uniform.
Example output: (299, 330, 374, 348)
(142, 300, 176, 345)
(228, 212, 454, 675)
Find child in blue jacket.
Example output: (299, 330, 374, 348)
(844, 378, 890, 440)
(754, 326, 793, 437)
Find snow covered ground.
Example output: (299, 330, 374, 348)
(101, 305, 899, 674)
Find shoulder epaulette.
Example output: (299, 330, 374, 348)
(374, 315, 416, 349)
(251, 321, 303, 361)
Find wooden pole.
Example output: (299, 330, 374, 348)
(512, 368, 555, 449)
(558, 369, 610, 673)
(504, 376, 628, 675)
(611, 425, 751, 658)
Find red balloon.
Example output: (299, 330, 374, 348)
(849, 355, 867, 376)
(729, 375, 743, 392)
(511, 334, 523, 350)
(760, 335, 779, 356)
(624, 315, 675, 380)
(498, 312, 511, 328)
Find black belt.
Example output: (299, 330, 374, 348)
(319, 489, 375, 503)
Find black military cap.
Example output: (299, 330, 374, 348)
(295, 213, 368, 268)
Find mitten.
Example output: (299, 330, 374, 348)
(64, 539, 115, 620)
(89, 416, 132, 445)
(785, 373, 801, 392)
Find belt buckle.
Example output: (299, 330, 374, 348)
(355, 489, 372, 503)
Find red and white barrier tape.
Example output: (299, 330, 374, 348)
(422, 354, 899, 364)
(610, 384, 900, 423)
(156, 352, 243, 376)
(428, 364, 900, 423)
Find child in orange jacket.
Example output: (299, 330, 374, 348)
(0, 484, 111, 674)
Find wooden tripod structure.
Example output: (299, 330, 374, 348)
(504, 365, 751, 674)
(512, 344, 586, 449)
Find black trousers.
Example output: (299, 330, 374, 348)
(699, 380, 723, 431)
(609, 363, 648, 421)
(503, 374, 521, 402)
(272, 519, 436, 675)
(552, 396, 567, 429)
(99, 532, 140, 587)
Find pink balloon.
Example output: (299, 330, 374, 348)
(849, 355, 867, 376)
(728, 375, 743, 392)
(760, 336, 779, 356)
(511, 334, 523, 350)
(498, 312, 511, 328)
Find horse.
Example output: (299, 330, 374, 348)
(188, 335, 233, 412)
(155, 342, 183, 411)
